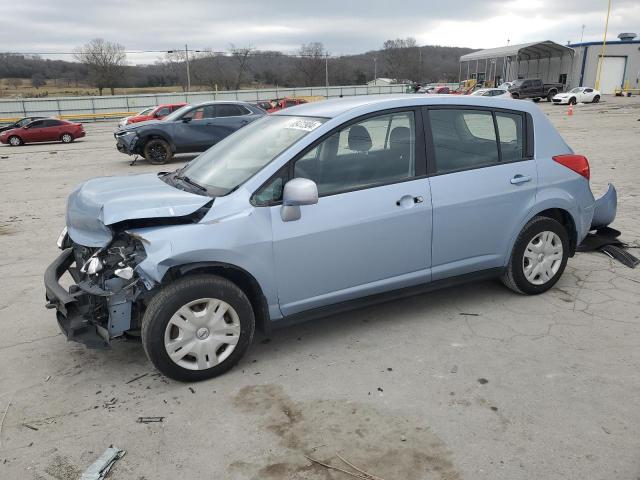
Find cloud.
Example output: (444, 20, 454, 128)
(2, 0, 639, 63)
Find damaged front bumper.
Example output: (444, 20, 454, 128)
(44, 247, 146, 348)
(591, 184, 617, 230)
(114, 131, 140, 155)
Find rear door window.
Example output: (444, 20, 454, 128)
(216, 104, 247, 117)
(428, 108, 527, 173)
(155, 107, 171, 116)
(428, 109, 499, 173)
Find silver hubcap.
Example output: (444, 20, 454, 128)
(62, 134, 71, 142)
(9, 137, 20, 145)
(164, 298, 241, 371)
(523, 231, 563, 285)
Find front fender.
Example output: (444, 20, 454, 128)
(130, 207, 281, 320)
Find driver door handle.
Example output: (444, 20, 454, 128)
(510, 174, 532, 185)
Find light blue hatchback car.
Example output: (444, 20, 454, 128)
(45, 95, 617, 381)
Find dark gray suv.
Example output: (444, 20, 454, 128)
(115, 101, 265, 164)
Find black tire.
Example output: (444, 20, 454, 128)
(502, 216, 569, 295)
(547, 91, 556, 102)
(8, 135, 23, 146)
(592, 95, 600, 103)
(511, 92, 520, 99)
(61, 132, 74, 143)
(143, 138, 173, 165)
(142, 274, 255, 382)
(569, 97, 577, 105)
(532, 97, 541, 103)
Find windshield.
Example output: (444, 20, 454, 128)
(569, 88, 582, 93)
(138, 107, 154, 116)
(16, 118, 33, 127)
(180, 115, 326, 195)
(163, 104, 193, 122)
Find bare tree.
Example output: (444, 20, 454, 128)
(382, 37, 419, 81)
(73, 39, 126, 95)
(162, 50, 189, 91)
(8, 77, 21, 90)
(295, 42, 326, 87)
(229, 44, 254, 90)
(31, 73, 46, 89)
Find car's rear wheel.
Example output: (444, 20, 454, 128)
(547, 91, 555, 102)
(569, 97, 577, 105)
(532, 97, 541, 103)
(8, 135, 22, 146)
(502, 216, 569, 295)
(511, 92, 520, 99)
(144, 138, 173, 165)
(592, 95, 600, 103)
(61, 133, 74, 143)
(142, 275, 255, 382)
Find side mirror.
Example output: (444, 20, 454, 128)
(280, 178, 318, 222)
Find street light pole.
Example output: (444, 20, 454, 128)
(373, 57, 377, 82)
(185, 44, 191, 92)
(325, 52, 329, 96)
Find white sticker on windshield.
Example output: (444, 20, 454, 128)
(284, 119, 322, 132)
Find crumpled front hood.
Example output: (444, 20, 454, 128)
(116, 119, 163, 133)
(66, 173, 211, 247)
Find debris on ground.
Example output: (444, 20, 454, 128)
(450, 365, 458, 374)
(459, 312, 480, 316)
(478, 378, 489, 385)
(188, 387, 195, 394)
(22, 423, 38, 431)
(137, 416, 164, 424)
(80, 446, 125, 480)
(125, 373, 149, 384)
(577, 227, 639, 268)
(306, 453, 386, 480)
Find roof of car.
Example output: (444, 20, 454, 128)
(273, 94, 538, 119)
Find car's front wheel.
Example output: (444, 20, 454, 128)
(8, 135, 23, 146)
(569, 97, 577, 105)
(502, 216, 569, 295)
(143, 138, 173, 165)
(142, 275, 255, 381)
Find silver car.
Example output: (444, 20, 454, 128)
(45, 95, 617, 381)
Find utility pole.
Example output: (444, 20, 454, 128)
(595, 0, 612, 90)
(373, 57, 377, 82)
(580, 24, 586, 43)
(167, 45, 200, 92)
(325, 52, 329, 96)
(185, 44, 190, 92)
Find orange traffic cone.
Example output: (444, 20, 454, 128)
(567, 104, 573, 116)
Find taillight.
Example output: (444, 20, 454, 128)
(553, 154, 590, 180)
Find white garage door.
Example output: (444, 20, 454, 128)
(599, 56, 626, 94)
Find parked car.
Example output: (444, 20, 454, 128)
(0, 116, 46, 134)
(267, 98, 307, 113)
(46, 95, 617, 381)
(118, 103, 188, 128)
(1, 118, 85, 146)
(508, 78, 564, 102)
(114, 101, 265, 164)
(471, 88, 512, 98)
(552, 87, 601, 105)
(256, 100, 274, 111)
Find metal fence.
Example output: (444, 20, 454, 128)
(0, 84, 409, 121)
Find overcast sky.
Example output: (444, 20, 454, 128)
(4, 0, 639, 64)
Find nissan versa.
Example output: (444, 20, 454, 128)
(45, 95, 617, 381)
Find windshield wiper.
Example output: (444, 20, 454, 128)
(174, 174, 207, 192)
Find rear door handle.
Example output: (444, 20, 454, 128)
(510, 174, 532, 185)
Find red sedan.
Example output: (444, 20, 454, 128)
(0, 118, 85, 146)
(119, 103, 187, 127)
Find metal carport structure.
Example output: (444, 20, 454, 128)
(459, 41, 575, 87)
